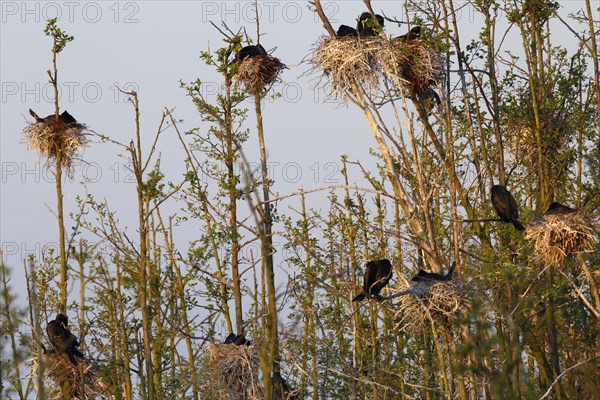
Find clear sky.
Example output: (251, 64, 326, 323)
(0, 1, 591, 299)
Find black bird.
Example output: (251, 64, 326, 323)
(411, 263, 455, 283)
(491, 185, 526, 231)
(357, 12, 384, 37)
(352, 259, 393, 302)
(235, 44, 267, 64)
(415, 86, 441, 116)
(29, 109, 77, 125)
(337, 24, 358, 37)
(46, 313, 84, 365)
(397, 26, 421, 40)
(224, 333, 252, 346)
(545, 202, 576, 215)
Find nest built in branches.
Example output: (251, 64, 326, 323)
(310, 36, 442, 98)
(203, 342, 262, 398)
(33, 352, 112, 400)
(395, 280, 467, 329)
(235, 54, 285, 95)
(526, 212, 600, 265)
(22, 118, 87, 171)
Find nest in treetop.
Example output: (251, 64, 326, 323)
(203, 342, 263, 398)
(32, 351, 112, 400)
(235, 54, 285, 96)
(394, 280, 468, 330)
(22, 116, 88, 173)
(310, 35, 442, 99)
(525, 212, 600, 265)
(504, 117, 571, 164)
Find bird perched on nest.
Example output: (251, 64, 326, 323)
(29, 109, 77, 125)
(545, 202, 576, 215)
(352, 259, 393, 302)
(412, 262, 455, 283)
(46, 313, 84, 365)
(491, 185, 526, 231)
(357, 12, 384, 37)
(235, 44, 267, 64)
(397, 26, 421, 40)
(337, 24, 358, 37)
(224, 333, 252, 346)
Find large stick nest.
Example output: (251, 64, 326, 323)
(525, 212, 600, 265)
(235, 54, 285, 96)
(395, 280, 468, 330)
(202, 342, 263, 398)
(22, 118, 88, 172)
(33, 352, 113, 399)
(309, 36, 442, 99)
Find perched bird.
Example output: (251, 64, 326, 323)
(397, 26, 421, 40)
(29, 109, 77, 125)
(337, 24, 358, 37)
(545, 202, 576, 215)
(352, 259, 393, 302)
(235, 44, 267, 64)
(46, 313, 84, 365)
(224, 333, 252, 346)
(491, 185, 526, 231)
(411, 263, 455, 283)
(357, 12, 384, 37)
(415, 86, 441, 116)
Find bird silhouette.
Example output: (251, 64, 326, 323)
(224, 333, 252, 346)
(337, 24, 358, 37)
(397, 26, 421, 40)
(545, 202, 576, 215)
(357, 12, 384, 37)
(491, 185, 525, 231)
(353, 259, 393, 302)
(29, 109, 77, 125)
(411, 263, 455, 283)
(235, 44, 267, 64)
(46, 313, 84, 365)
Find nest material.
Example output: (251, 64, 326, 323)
(235, 54, 285, 95)
(526, 212, 600, 265)
(22, 117, 87, 172)
(395, 280, 467, 329)
(34, 352, 112, 400)
(310, 36, 442, 98)
(203, 342, 263, 398)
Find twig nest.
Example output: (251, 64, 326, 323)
(235, 54, 285, 96)
(35, 352, 112, 399)
(203, 342, 262, 398)
(22, 116, 87, 172)
(395, 280, 467, 329)
(525, 212, 600, 265)
(310, 36, 442, 99)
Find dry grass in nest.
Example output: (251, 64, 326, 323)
(22, 118, 88, 172)
(394, 280, 467, 330)
(525, 212, 600, 265)
(235, 54, 285, 96)
(203, 342, 263, 398)
(309, 36, 442, 99)
(33, 352, 112, 399)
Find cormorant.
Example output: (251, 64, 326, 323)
(337, 24, 358, 37)
(398, 26, 421, 40)
(411, 263, 455, 283)
(29, 109, 77, 125)
(352, 259, 393, 302)
(545, 202, 576, 215)
(46, 313, 84, 365)
(357, 12, 384, 37)
(235, 44, 267, 64)
(491, 185, 525, 231)
(224, 333, 252, 346)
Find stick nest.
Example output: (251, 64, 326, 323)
(22, 118, 88, 172)
(525, 212, 600, 265)
(309, 36, 442, 99)
(33, 352, 112, 399)
(235, 54, 285, 96)
(395, 280, 468, 329)
(202, 342, 263, 398)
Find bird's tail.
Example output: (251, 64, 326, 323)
(512, 220, 526, 231)
(29, 109, 42, 122)
(446, 262, 456, 278)
(352, 292, 366, 302)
